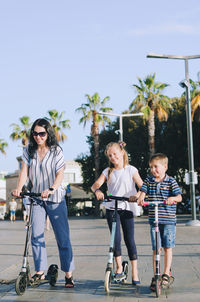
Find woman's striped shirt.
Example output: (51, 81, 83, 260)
(22, 145, 66, 203)
(140, 174, 181, 224)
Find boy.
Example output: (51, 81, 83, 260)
(137, 153, 182, 291)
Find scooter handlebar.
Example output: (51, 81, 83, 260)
(104, 194, 129, 202)
(20, 192, 41, 198)
(143, 200, 176, 206)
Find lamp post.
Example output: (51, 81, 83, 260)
(147, 53, 200, 226)
(99, 112, 143, 141)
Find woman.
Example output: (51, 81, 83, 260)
(12, 118, 75, 288)
(91, 141, 143, 285)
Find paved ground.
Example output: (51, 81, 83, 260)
(0, 214, 200, 302)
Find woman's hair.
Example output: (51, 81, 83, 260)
(28, 118, 59, 158)
(105, 141, 129, 181)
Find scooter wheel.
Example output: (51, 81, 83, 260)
(155, 279, 161, 298)
(15, 273, 27, 296)
(47, 264, 58, 286)
(122, 261, 128, 283)
(105, 270, 111, 293)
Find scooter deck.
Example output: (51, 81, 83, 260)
(29, 278, 49, 288)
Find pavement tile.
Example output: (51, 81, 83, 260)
(0, 215, 200, 301)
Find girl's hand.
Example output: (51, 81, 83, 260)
(129, 195, 137, 203)
(12, 189, 21, 197)
(137, 197, 144, 206)
(95, 190, 104, 201)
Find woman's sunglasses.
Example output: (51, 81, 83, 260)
(32, 131, 47, 137)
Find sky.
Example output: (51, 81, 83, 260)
(0, 0, 200, 173)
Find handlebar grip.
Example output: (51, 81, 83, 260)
(20, 192, 41, 197)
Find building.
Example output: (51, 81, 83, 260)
(0, 171, 7, 200)
(63, 160, 83, 185)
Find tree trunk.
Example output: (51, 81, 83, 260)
(148, 109, 155, 158)
(94, 131, 99, 181)
(92, 112, 100, 216)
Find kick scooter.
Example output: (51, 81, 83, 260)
(143, 201, 174, 298)
(104, 195, 130, 293)
(15, 192, 58, 296)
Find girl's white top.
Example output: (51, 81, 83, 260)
(102, 165, 138, 211)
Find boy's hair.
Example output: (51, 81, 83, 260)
(105, 141, 129, 181)
(149, 153, 168, 166)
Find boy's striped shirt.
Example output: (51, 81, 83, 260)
(140, 174, 181, 224)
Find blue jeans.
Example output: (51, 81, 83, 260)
(31, 200, 75, 272)
(106, 209, 137, 260)
(150, 223, 176, 250)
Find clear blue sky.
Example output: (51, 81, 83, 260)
(0, 0, 200, 173)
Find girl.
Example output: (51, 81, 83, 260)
(91, 141, 143, 285)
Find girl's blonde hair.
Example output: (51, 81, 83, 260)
(105, 141, 129, 181)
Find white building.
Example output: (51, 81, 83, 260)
(0, 171, 7, 200)
(63, 160, 83, 186)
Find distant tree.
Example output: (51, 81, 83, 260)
(76, 92, 112, 180)
(129, 73, 171, 157)
(10, 116, 31, 146)
(0, 139, 8, 155)
(46, 109, 70, 142)
(155, 97, 188, 186)
(189, 79, 200, 121)
(76, 96, 200, 197)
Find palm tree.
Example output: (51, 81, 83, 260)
(129, 73, 171, 157)
(46, 109, 70, 142)
(190, 79, 200, 121)
(0, 139, 8, 155)
(76, 92, 112, 180)
(10, 116, 31, 146)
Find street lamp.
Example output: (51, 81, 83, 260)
(147, 53, 200, 226)
(99, 111, 144, 141)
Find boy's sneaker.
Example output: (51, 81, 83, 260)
(161, 273, 174, 289)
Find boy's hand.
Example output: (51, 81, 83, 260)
(165, 197, 176, 205)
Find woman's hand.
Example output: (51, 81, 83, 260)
(12, 189, 21, 197)
(41, 189, 54, 199)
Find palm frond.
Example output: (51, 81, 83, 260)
(191, 94, 200, 120)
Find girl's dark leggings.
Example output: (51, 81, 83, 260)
(106, 209, 137, 260)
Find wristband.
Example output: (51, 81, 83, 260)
(94, 188, 101, 194)
(49, 187, 55, 191)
